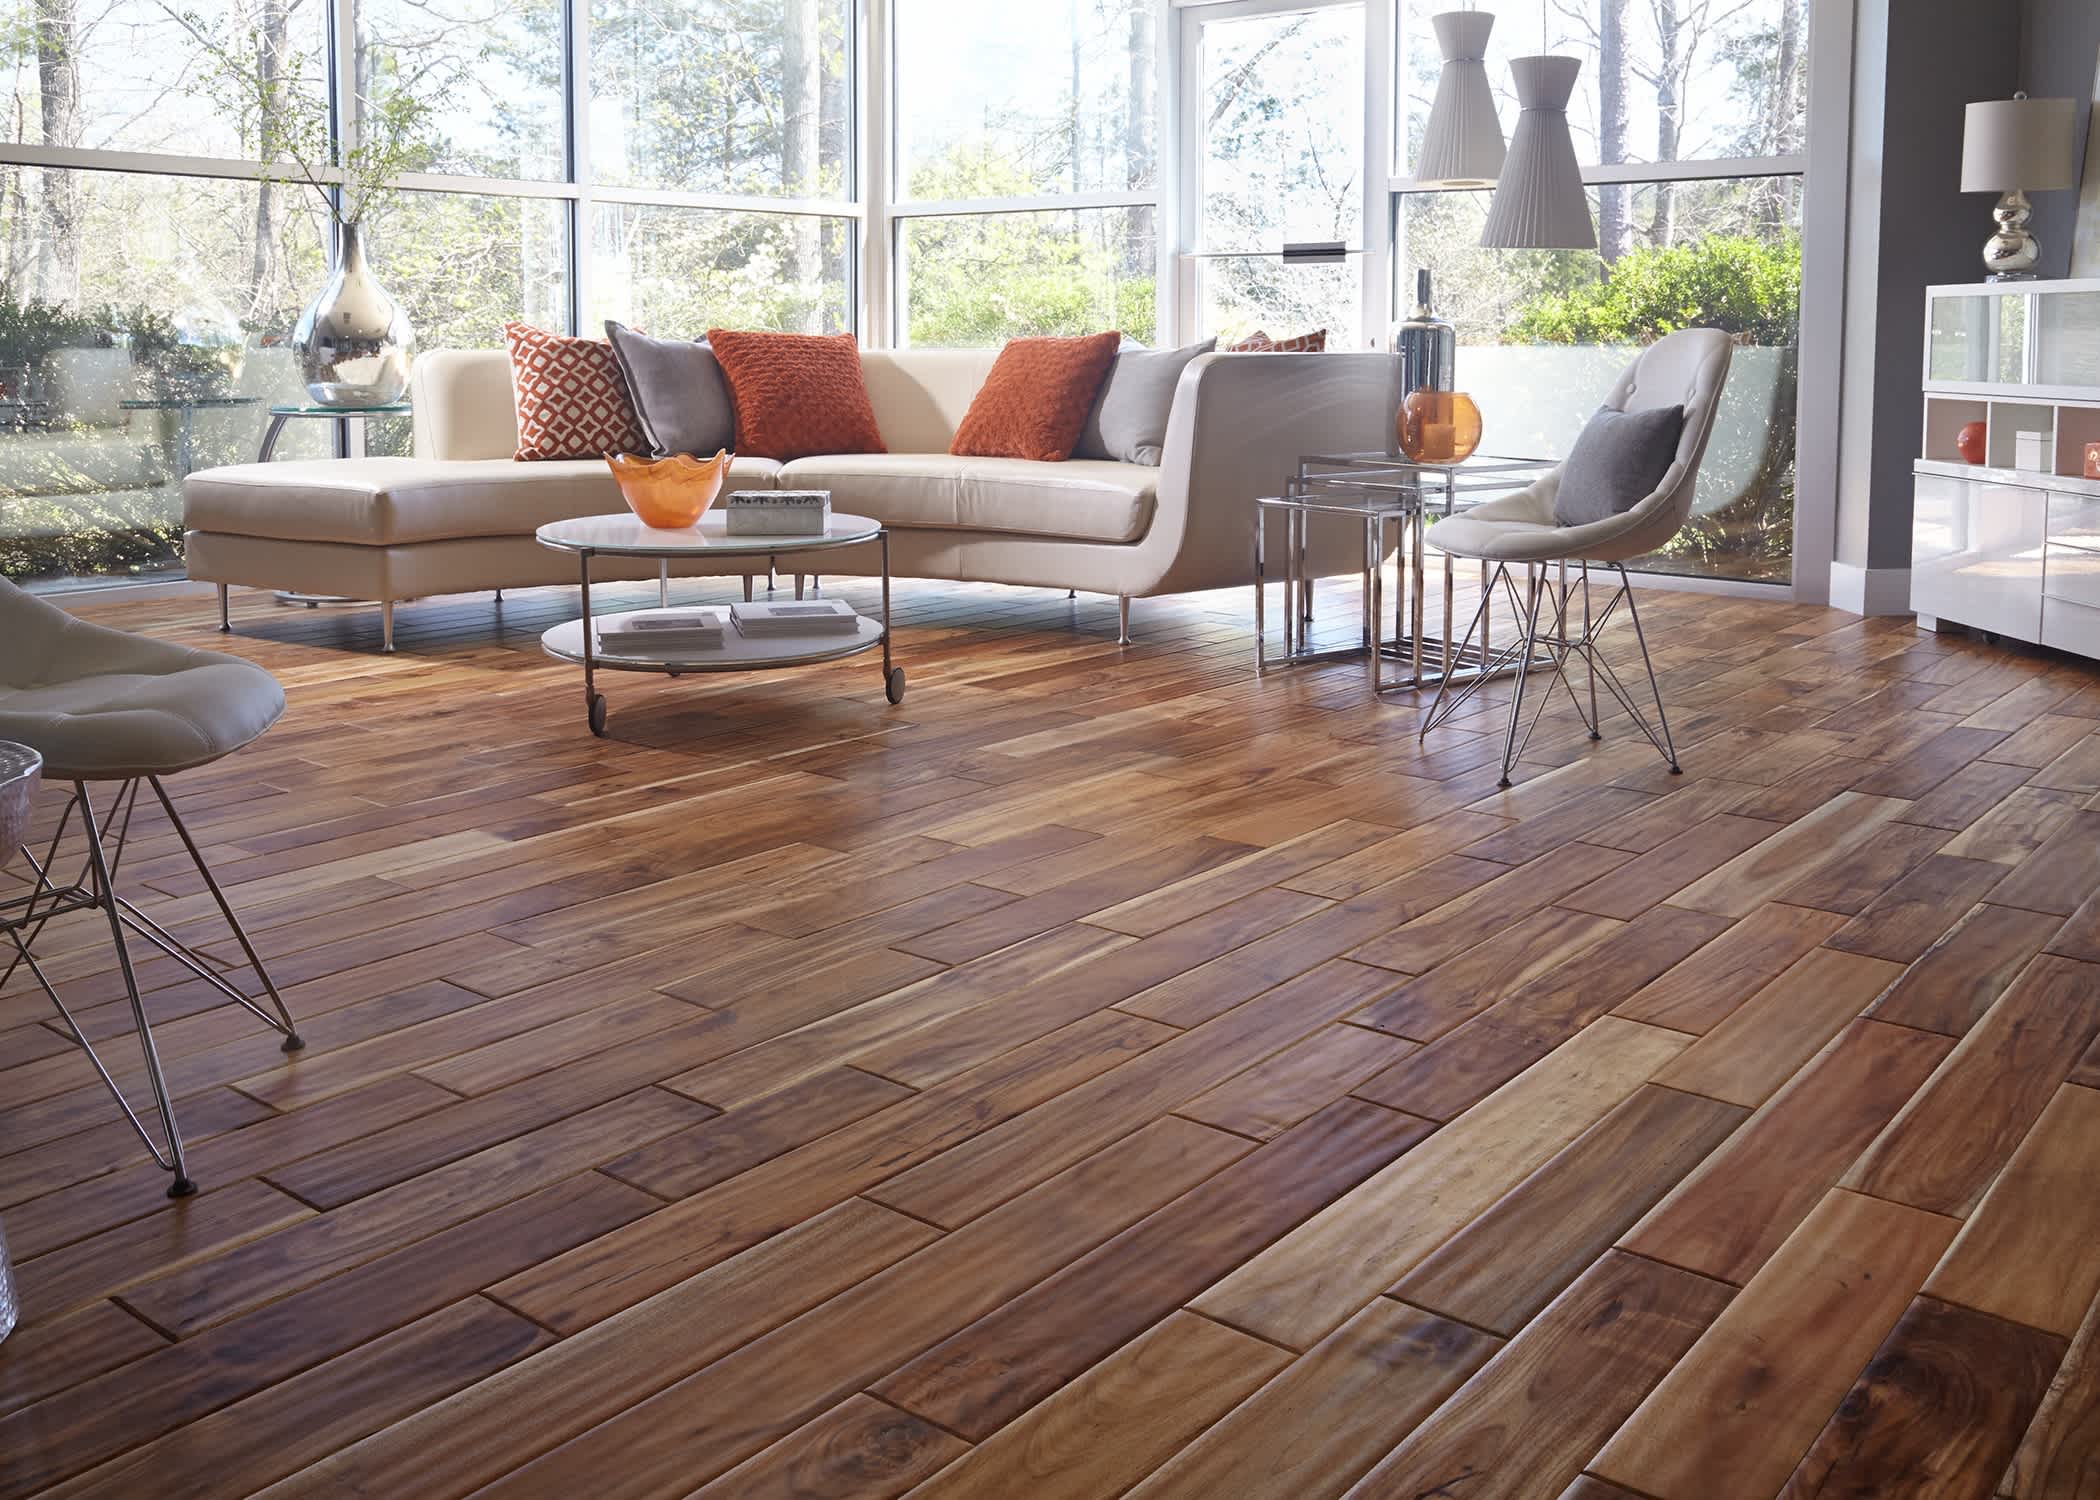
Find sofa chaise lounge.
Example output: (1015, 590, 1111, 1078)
(182, 345, 1396, 650)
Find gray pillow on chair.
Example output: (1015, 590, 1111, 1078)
(604, 322, 736, 458)
(1074, 338, 1217, 466)
(1551, 403, 1686, 527)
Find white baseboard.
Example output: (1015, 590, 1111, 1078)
(1828, 562, 1912, 616)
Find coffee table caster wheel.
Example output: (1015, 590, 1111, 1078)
(588, 693, 608, 736)
(885, 666, 906, 705)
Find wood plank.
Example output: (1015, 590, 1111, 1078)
(1869, 903, 2065, 1036)
(1590, 1189, 1961, 1500)
(467, 1118, 1251, 1499)
(1900, 759, 2039, 831)
(2004, 1277, 2100, 1500)
(120, 1087, 710, 1336)
(1623, 1019, 1955, 1285)
(1348, 906, 1622, 1043)
(1773, 820, 1953, 916)
(868, 958, 1411, 1230)
(1538, 816, 1779, 923)
(685, 1396, 968, 1500)
(0, 1172, 655, 1496)
(1124, 1301, 1497, 1500)
(487, 1007, 1174, 1335)
(1277, 812, 1513, 901)
(875, 1097, 1432, 1438)
(1926, 1083, 2100, 1336)
(1665, 793, 1913, 919)
(1823, 852, 2005, 962)
(1943, 788, 2089, 867)
(1350, 905, 1730, 1121)
(1989, 810, 2100, 916)
(35, 1297, 551, 1500)
(602, 1067, 915, 1199)
(1085, 820, 1394, 936)
(1345, 1251, 1733, 1500)
(1391, 1083, 1746, 1334)
(1176, 1025, 1419, 1140)
(1190, 1017, 1690, 1350)
(1846, 955, 2100, 1216)
(258, 1197, 938, 1500)
(1652, 947, 1907, 1108)
(1776, 1296, 2063, 1500)
(1347, 842, 1634, 974)
(0, 1301, 164, 1419)
(1615, 902, 1847, 1034)
(899, 1313, 1292, 1500)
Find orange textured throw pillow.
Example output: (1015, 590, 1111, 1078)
(705, 330, 886, 462)
(949, 332, 1123, 462)
(504, 322, 647, 461)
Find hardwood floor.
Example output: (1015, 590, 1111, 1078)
(4, 571, 2100, 1498)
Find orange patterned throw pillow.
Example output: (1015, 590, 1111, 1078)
(949, 332, 1123, 462)
(705, 329, 886, 462)
(503, 322, 647, 461)
(1228, 328, 1329, 352)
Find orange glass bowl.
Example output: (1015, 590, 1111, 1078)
(1398, 390, 1483, 465)
(606, 449, 732, 528)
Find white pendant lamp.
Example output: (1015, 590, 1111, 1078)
(1479, 9, 1595, 251)
(1414, 10, 1505, 188)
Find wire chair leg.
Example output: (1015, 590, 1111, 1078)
(77, 781, 195, 1198)
(1498, 566, 1547, 788)
(146, 776, 304, 1052)
(1617, 564, 1680, 774)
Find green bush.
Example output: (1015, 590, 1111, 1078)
(1504, 232, 1800, 347)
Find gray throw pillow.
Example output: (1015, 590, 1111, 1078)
(1551, 403, 1686, 528)
(1075, 337, 1217, 466)
(604, 321, 736, 458)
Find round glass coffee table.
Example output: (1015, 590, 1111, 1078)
(534, 512, 902, 737)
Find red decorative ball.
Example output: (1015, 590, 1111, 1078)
(1956, 420, 1986, 465)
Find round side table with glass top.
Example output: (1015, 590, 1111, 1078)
(256, 400, 412, 462)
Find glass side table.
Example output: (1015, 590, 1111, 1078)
(257, 400, 412, 462)
(1256, 451, 1557, 693)
(257, 401, 413, 607)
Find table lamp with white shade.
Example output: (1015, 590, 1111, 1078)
(1961, 93, 2077, 280)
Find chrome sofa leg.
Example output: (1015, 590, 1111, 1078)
(380, 600, 395, 653)
(1118, 595, 1132, 645)
(743, 575, 755, 603)
(794, 575, 805, 600)
(217, 584, 230, 633)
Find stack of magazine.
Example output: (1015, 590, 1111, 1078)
(729, 599, 861, 638)
(596, 607, 725, 654)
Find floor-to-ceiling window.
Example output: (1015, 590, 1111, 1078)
(1, 0, 1807, 591)
(888, 0, 1159, 347)
(0, 0, 855, 588)
(1393, 0, 1806, 582)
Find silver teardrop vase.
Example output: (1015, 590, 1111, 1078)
(292, 223, 415, 407)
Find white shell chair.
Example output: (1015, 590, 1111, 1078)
(1421, 328, 1734, 786)
(0, 579, 303, 1197)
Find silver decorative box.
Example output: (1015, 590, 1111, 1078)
(724, 489, 831, 535)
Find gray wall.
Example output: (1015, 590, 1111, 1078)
(2021, 0, 2096, 278)
(1829, 0, 2023, 577)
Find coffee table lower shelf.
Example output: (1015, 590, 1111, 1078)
(541, 613, 903, 735)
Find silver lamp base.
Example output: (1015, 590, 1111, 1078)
(1983, 189, 2042, 281)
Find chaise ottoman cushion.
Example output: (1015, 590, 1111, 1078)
(183, 456, 783, 545)
(776, 454, 1156, 543)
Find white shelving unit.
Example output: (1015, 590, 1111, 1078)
(1914, 278, 2100, 658)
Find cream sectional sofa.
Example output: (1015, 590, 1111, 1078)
(183, 345, 1395, 650)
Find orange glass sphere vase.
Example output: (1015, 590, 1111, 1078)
(1398, 390, 1483, 464)
(606, 449, 732, 528)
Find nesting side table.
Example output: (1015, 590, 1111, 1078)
(1255, 452, 1557, 693)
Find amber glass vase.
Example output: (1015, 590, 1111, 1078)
(1398, 390, 1483, 464)
(607, 449, 731, 528)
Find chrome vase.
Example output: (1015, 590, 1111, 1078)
(1391, 268, 1456, 457)
(292, 222, 414, 407)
